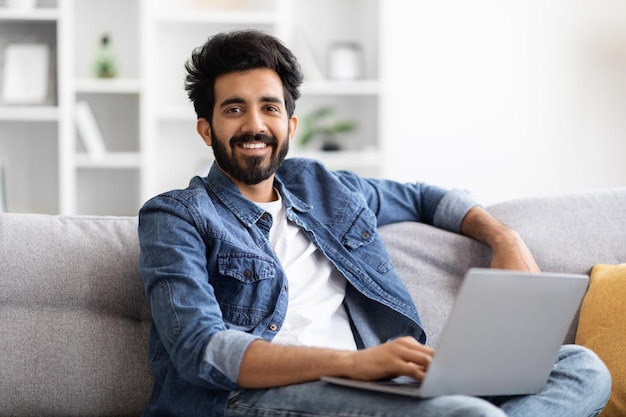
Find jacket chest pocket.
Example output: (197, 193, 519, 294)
(340, 208, 393, 275)
(341, 208, 377, 250)
(215, 253, 278, 330)
(218, 252, 276, 283)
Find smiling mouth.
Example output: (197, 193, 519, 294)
(240, 142, 268, 149)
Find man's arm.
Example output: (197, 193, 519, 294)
(237, 336, 434, 389)
(460, 206, 540, 272)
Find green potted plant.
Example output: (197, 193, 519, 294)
(297, 107, 357, 151)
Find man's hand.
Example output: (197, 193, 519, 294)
(347, 336, 434, 382)
(238, 336, 434, 389)
(460, 206, 540, 273)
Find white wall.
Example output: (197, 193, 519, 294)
(380, 0, 626, 205)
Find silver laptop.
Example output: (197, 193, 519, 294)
(322, 268, 589, 398)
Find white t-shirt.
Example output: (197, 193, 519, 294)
(256, 195, 357, 351)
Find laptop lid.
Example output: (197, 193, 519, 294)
(322, 268, 589, 398)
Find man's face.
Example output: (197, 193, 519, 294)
(201, 68, 297, 186)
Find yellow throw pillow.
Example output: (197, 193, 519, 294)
(576, 263, 626, 417)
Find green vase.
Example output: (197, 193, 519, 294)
(93, 34, 117, 78)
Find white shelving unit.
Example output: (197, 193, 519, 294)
(70, 0, 143, 215)
(0, 0, 64, 214)
(0, 0, 382, 215)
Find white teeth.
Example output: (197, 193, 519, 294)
(242, 143, 267, 149)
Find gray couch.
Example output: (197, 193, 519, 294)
(1, 187, 625, 416)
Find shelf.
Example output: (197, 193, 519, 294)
(0, 106, 58, 121)
(0, 7, 59, 21)
(76, 152, 142, 168)
(75, 78, 142, 94)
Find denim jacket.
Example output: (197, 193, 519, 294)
(138, 158, 478, 417)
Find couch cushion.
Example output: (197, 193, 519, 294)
(0, 213, 153, 417)
(379, 221, 490, 347)
(576, 263, 626, 417)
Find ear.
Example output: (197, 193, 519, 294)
(196, 118, 212, 146)
(288, 115, 298, 142)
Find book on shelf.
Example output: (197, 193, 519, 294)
(75, 101, 107, 160)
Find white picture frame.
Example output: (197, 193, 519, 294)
(2, 43, 50, 105)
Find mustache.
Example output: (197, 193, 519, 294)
(230, 133, 278, 147)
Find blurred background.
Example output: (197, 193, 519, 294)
(0, 0, 624, 215)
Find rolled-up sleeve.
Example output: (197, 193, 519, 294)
(432, 188, 481, 233)
(201, 329, 259, 386)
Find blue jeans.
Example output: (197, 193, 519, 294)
(225, 345, 610, 417)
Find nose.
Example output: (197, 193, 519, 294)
(241, 108, 267, 135)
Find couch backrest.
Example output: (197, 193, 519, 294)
(381, 187, 626, 347)
(0, 213, 153, 417)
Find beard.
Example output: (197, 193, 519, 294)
(211, 130, 290, 185)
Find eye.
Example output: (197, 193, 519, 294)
(225, 106, 242, 114)
(264, 105, 280, 113)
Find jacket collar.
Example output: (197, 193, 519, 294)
(202, 162, 312, 228)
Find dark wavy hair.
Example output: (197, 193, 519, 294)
(184, 30, 303, 122)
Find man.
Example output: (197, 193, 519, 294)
(138, 30, 610, 417)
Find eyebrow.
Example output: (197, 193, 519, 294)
(219, 96, 284, 109)
(260, 96, 284, 105)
